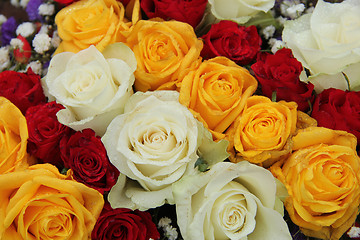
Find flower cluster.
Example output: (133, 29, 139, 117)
(0, 0, 61, 75)
(1, 0, 360, 240)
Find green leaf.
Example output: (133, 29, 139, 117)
(60, 168, 69, 175)
(244, 11, 282, 30)
(272, 91, 277, 102)
(342, 72, 351, 91)
(194, 157, 209, 172)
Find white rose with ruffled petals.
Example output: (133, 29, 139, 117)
(103, 90, 229, 211)
(42, 43, 137, 136)
(173, 161, 292, 240)
(282, 0, 360, 92)
(208, 0, 275, 24)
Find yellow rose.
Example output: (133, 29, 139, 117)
(271, 127, 360, 240)
(0, 97, 34, 174)
(179, 57, 258, 139)
(126, 19, 203, 91)
(227, 96, 297, 167)
(0, 164, 104, 240)
(55, 0, 140, 54)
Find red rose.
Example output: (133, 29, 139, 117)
(26, 101, 72, 168)
(311, 88, 360, 140)
(92, 203, 160, 240)
(60, 129, 119, 194)
(53, 0, 77, 5)
(141, 0, 207, 28)
(0, 68, 46, 114)
(251, 48, 314, 112)
(200, 20, 262, 65)
(118, 0, 131, 6)
(13, 35, 31, 64)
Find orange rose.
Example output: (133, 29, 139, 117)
(55, 0, 140, 54)
(126, 19, 203, 91)
(227, 96, 298, 167)
(0, 97, 35, 174)
(0, 164, 104, 239)
(271, 127, 360, 240)
(179, 57, 258, 139)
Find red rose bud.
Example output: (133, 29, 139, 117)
(141, 0, 207, 28)
(311, 88, 360, 142)
(201, 20, 262, 65)
(26, 101, 72, 168)
(251, 48, 314, 112)
(0, 68, 46, 114)
(60, 129, 120, 194)
(92, 203, 160, 240)
(13, 35, 31, 64)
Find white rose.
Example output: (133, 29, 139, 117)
(103, 90, 229, 211)
(282, 0, 360, 92)
(208, 0, 275, 24)
(42, 43, 137, 136)
(173, 161, 292, 240)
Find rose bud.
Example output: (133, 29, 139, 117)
(13, 35, 32, 64)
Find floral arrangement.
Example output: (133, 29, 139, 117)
(0, 0, 360, 239)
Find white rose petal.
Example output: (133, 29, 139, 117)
(42, 43, 136, 136)
(306, 62, 360, 92)
(173, 161, 292, 240)
(282, 0, 360, 92)
(104, 91, 229, 210)
(208, 0, 275, 24)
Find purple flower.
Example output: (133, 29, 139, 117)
(26, 0, 44, 21)
(1, 17, 17, 46)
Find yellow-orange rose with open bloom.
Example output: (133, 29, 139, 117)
(55, 0, 140, 54)
(0, 97, 34, 174)
(271, 127, 360, 240)
(179, 56, 258, 139)
(227, 96, 298, 167)
(126, 19, 203, 91)
(0, 164, 104, 240)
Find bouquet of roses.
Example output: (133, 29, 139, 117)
(1, 0, 360, 239)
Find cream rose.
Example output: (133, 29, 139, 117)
(207, 0, 275, 24)
(173, 161, 292, 240)
(103, 90, 229, 211)
(282, 0, 360, 92)
(42, 43, 137, 136)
